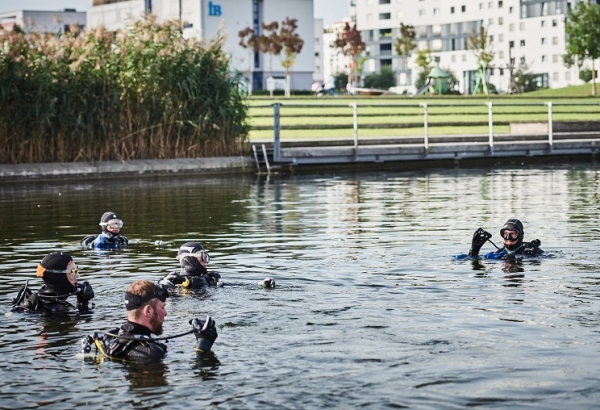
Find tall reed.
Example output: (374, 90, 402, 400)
(0, 16, 249, 164)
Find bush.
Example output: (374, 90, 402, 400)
(334, 72, 349, 92)
(0, 16, 249, 164)
(363, 66, 396, 89)
(579, 68, 598, 83)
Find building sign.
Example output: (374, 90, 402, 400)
(208, 1, 222, 16)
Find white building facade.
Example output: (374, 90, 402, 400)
(0, 9, 86, 33)
(87, 0, 315, 91)
(355, 0, 590, 94)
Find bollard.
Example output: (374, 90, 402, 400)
(419, 102, 429, 154)
(486, 102, 494, 155)
(545, 101, 553, 153)
(350, 103, 358, 154)
(273, 103, 281, 162)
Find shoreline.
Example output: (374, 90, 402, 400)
(0, 157, 256, 182)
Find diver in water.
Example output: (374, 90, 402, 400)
(11, 252, 95, 315)
(82, 279, 217, 362)
(456, 218, 543, 260)
(81, 212, 129, 249)
(158, 242, 222, 290)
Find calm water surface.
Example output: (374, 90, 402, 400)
(0, 163, 599, 409)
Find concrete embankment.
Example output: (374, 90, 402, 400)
(0, 156, 256, 182)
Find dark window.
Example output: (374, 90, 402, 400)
(379, 28, 392, 39)
(379, 0, 391, 4)
(451, 6, 455, 13)
(380, 43, 392, 55)
(379, 13, 391, 20)
(461, 5, 466, 12)
(381, 58, 392, 67)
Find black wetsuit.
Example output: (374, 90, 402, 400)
(11, 283, 93, 315)
(159, 268, 221, 290)
(102, 321, 167, 362)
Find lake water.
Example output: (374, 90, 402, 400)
(1, 162, 599, 408)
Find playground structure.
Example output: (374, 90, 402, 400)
(415, 66, 449, 96)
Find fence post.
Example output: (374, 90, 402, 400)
(486, 102, 494, 155)
(350, 103, 358, 153)
(273, 102, 281, 162)
(545, 101, 553, 153)
(419, 102, 429, 154)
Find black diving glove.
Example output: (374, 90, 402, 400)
(191, 316, 218, 353)
(158, 272, 183, 289)
(523, 239, 541, 256)
(76, 281, 95, 308)
(468, 228, 492, 256)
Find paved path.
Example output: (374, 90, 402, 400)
(0, 156, 256, 182)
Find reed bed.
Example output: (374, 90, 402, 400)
(0, 16, 249, 164)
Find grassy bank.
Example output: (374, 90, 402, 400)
(247, 88, 600, 141)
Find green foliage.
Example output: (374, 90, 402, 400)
(0, 17, 249, 164)
(415, 71, 429, 90)
(394, 23, 416, 57)
(362, 66, 396, 90)
(467, 26, 494, 65)
(442, 67, 460, 94)
(579, 68, 597, 83)
(564, 2, 600, 95)
(334, 72, 349, 91)
(415, 49, 433, 73)
(514, 62, 539, 93)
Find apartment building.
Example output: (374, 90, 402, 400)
(87, 0, 315, 91)
(0, 8, 86, 33)
(355, 0, 589, 93)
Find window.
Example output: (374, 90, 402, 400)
(499, 68, 504, 75)
(552, 36, 558, 45)
(499, 17, 503, 25)
(499, 50, 504, 58)
(541, 55, 546, 62)
(520, 56, 526, 64)
(509, 6, 513, 13)
(519, 22, 525, 31)
(462, 54, 467, 61)
(541, 20, 546, 27)
(419, 9, 425, 16)
(433, 7, 440, 15)
(379, 12, 391, 19)
(498, 0, 503, 8)
(565, 72, 571, 81)
(553, 72, 558, 81)
(315, 52, 319, 57)
(488, 1, 493, 8)
(520, 39, 525, 46)
(379, 0, 391, 4)
(499, 33, 503, 42)
(381, 58, 392, 67)
(552, 19, 557, 27)
(552, 55, 558, 63)
(509, 40, 514, 48)
(541, 38, 546, 45)
(451, 6, 455, 13)
(479, 2, 483, 9)
(489, 18, 494, 24)
(509, 23, 514, 32)
(379, 43, 392, 55)
(489, 35, 494, 43)
(542, 1, 548, 16)
(379, 28, 392, 39)
(451, 55, 456, 62)
(461, 5, 466, 12)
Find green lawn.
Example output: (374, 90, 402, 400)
(246, 87, 600, 141)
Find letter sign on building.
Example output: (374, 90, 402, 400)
(208, 1, 222, 16)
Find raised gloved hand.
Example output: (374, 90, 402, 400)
(468, 228, 492, 256)
(76, 281, 95, 309)
(191, 316, 218, 353)
(81, 334, 95, 353)
(76, 281, 94, 299)
(523, 239, 541, 256)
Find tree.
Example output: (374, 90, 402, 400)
(238, 27, 258, 95)
(331, 23, 365, 87)
(278, 18, 304, 98)
(467, 26, 494, 95)
(258, 21, 282, 97)
(363, 66, 396, 89)
(394, 23, 416, 57)
(414, 48, 432, 89)
(564, 1, 600, 96)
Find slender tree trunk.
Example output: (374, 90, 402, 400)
(269, 54, 273, 97)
